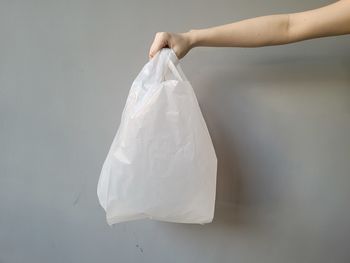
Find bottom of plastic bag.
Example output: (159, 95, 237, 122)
(106, 214, 213, 226)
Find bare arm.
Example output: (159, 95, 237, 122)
(149, 0, 350, 59)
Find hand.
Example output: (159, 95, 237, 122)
(149, 31, 194, 60)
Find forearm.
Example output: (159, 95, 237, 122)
(187, 14, 291, 48)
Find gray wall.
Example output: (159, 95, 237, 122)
(1, 0, 350, 262)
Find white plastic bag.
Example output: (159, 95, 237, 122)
(97, 48, 217, 225)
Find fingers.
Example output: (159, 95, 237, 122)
(149, 32, 170, 60)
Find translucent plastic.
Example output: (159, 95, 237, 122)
(97, 48, 217, 225)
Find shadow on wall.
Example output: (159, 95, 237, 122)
(193, 54, 350, 227)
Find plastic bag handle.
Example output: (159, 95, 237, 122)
(158, 48, 188, 83)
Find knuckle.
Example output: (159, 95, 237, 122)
(157, 31, 169, 39)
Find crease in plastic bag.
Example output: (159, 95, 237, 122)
(97, 48, 217, 225)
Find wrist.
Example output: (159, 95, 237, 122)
(184, 29, 199, 48)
